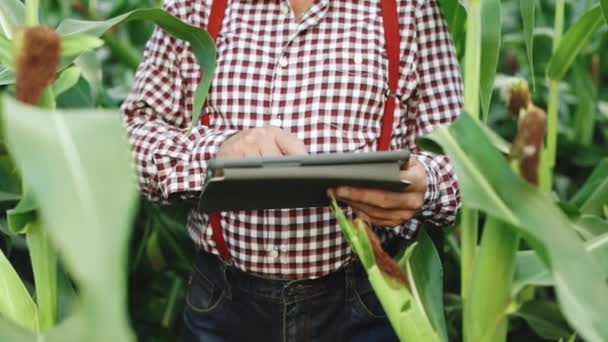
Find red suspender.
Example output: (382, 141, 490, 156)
(204, 0, 400, 260)
(378, 0, 400, 151)
(205, 0, 232, 260)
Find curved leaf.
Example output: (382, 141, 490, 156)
(418, 112, 608, 342)
(55, 9, 216, 130)
(512, 250, 553, 296)
(1, 95, 138, 341)
(520, 0, 536, 89)
(6, 191, 37, 234)
(0, 0, 24, 38)
(547, 5, 605, 81)
(52, 66, 82, 98)
(27, 221, 57, 330)
(465, 218, 519, 342)
(0, 249, 38, 332)
(0, 65, 14, 86)
(479, 0, 501, 120)
(570, 159, 608, 216)
(514, 300, 573, 340)
(403, 230, 449, 342)
(601, 0, 608, 24)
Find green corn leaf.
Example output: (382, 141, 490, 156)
(418, 112, 608, 342)
(479, 0, 501, 120)
(7, 190, 37, 235)
(61, 35, 104, 58)
(587, 233, 608, 272)
(601, 0, 608, 23)
(52, 66, 82, 98)
(0, 0, 24, 38)
(573, 215, 608, 241)
(0, 155, 22, 204)
(572, 61, 598, 147)
(465, 218, 519, 342)
(512, 233, 608, 296)
(354, 219, 375, 269)
(0, 33, 12, 69)
(367, 264, 441, 342)
(1, 95, 138, 341)
(401, 230, 449, 342)
(0, 64, 14, 85)
(0, 316, 36, 341)
(547, 5, 605, 81)
(520, 0, 536, 89)
(55, 8, 216, 131)
(73, 51, 102, 102)
(27, 221, 58, 331)
(512, 250, 553, 296)
(570, 159, 608, 216)
(0, 248, 39, 332)
(438, 0, 466, 56)
(514, 300, 573, 340)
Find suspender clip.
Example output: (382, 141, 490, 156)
(384, 88, 399, 99)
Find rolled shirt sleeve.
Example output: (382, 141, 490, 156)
(120, 1, 237, 202)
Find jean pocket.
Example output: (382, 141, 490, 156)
(351, 278, 387, 320)
(185, 266, 227, 314)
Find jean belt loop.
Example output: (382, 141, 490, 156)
(219, 258, 233, 300)
(344, 262, 355, 301)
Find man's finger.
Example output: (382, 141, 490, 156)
(352, 207, 406, 227)
(275, 131, 308, 155)
(258, 138, 283, 157)
(345, 199, 415, 224)
(334, 187, 407, 209)
(399, 159, 427, 193)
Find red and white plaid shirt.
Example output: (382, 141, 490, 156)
(122, 0, 462, 279)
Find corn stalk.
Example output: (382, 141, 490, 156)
(460, 0, 482, 308)
(540, 0, 565, 192)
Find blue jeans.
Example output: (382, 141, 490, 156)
(181, 251, 399, 342)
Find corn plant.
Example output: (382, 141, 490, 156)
(0, 0, 215, 340)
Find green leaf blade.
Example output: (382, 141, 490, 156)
(0, 0, 24, 38)
(479, 0, 501, 120)
(547, 5, 605, 81)
(0, 249, 39, 332)
(520, 0, 536, 89)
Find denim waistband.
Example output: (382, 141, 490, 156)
(194, 251, 361, 303)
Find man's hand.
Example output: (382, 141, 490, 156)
(333, 159, 427, 227)
(218, 126, 308, 157)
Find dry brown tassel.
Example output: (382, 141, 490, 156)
(501, 77, 532, 119)
(510, 105, 547, 186)
(359, 220, 409, 288)
(14, 26, 61, 105)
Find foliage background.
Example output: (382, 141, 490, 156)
(1, 0, 607, 341)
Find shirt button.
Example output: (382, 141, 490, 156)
(268, 249, 279, 260)
(354, 55, 363, 64)
(279, 57, 289, 67)
(281, 5, 290, 15)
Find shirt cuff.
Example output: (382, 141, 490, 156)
(414, 152, 441, 210)
(394, 152, 452, 239)
(153, 128, 238, 199)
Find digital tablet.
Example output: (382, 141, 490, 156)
(198, 150, 411, 212)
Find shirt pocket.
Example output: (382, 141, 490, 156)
(310, 37, 387, 154)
